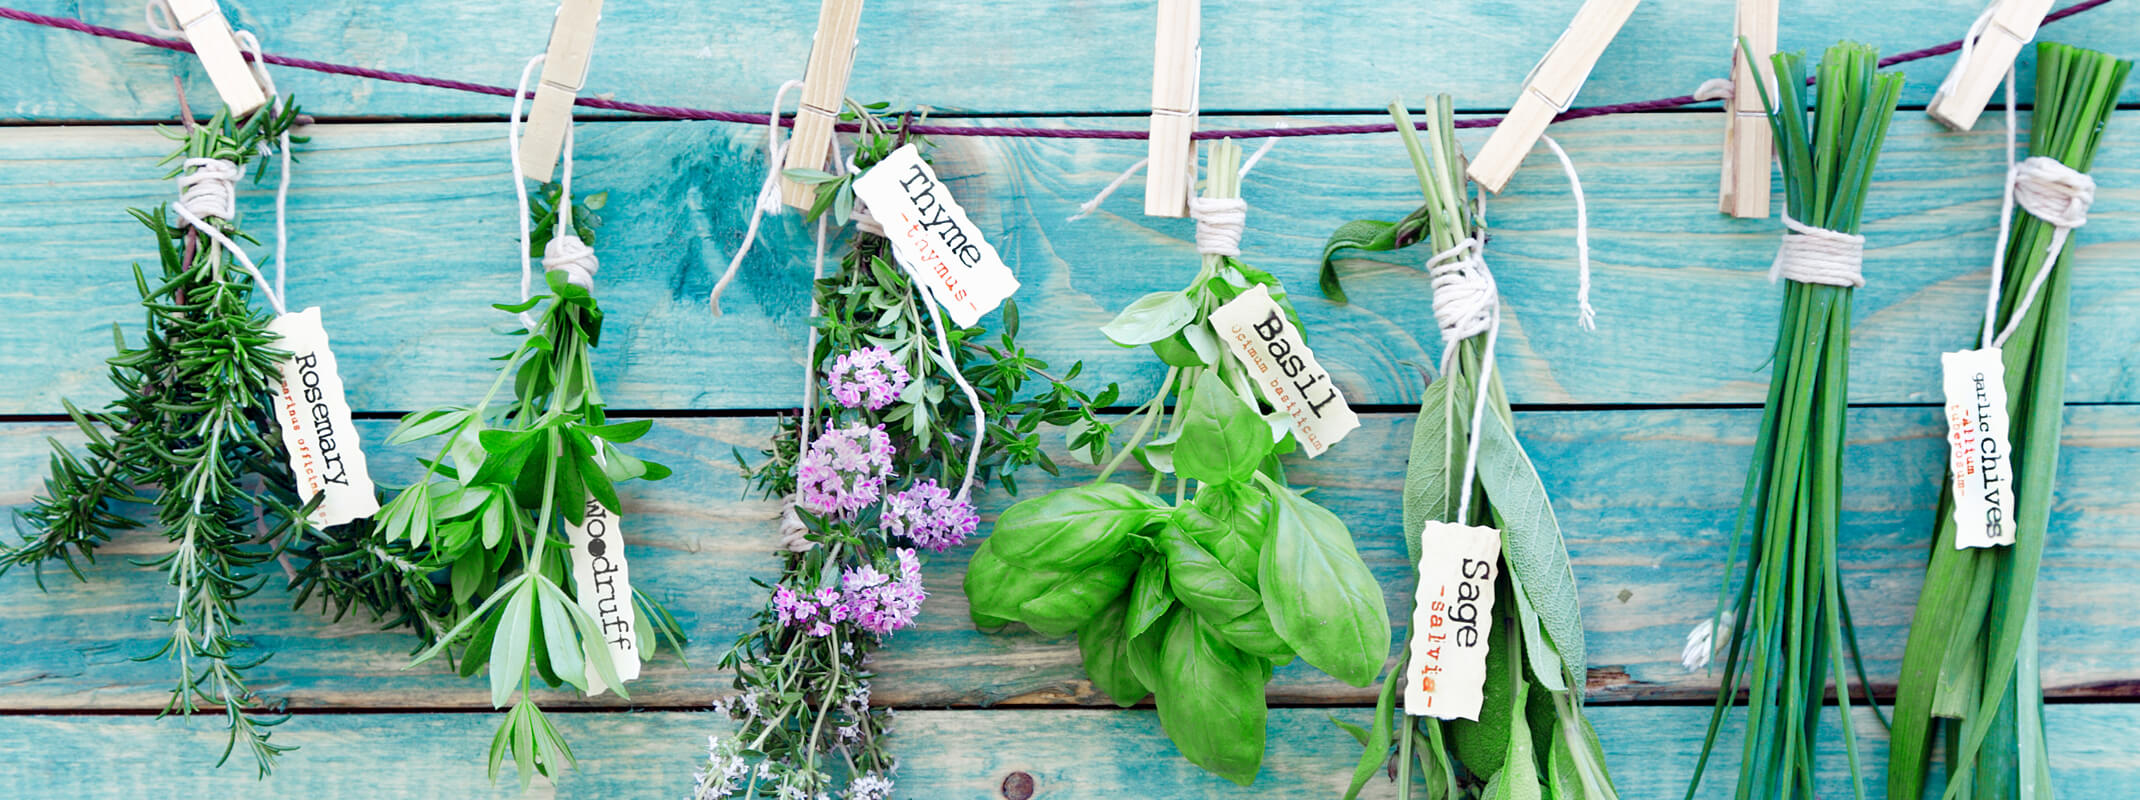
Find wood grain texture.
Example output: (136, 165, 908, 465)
(4, 113, 2139, 413)
(3, 406, 2134, 709)
(0, 705, 2134, 799)
(1, 0, 2135, 120)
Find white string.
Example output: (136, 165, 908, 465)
(1693, 77, 1736, 103)
(710, 80, 806, 316)
(1538, 135, 1598, 329)
(232, 31, 292, 307)
(784, 214, 834, 553)
(1070, 138, 1276, 222)
(507, 53, 600, 327)
(1188, 195, 1246, 256)
(894, 255, 987, 503)
(509, 54, 546, 329)
(1937, 3, 2004, 102)
(1977, 69, 2095, 349)
(1426, 237, 1500, 524)
(1770, 215, 1867, 287)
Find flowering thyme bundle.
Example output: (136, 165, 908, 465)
(1688, 41, 1904, 800)
(701, 108, 1112, 800)
(1323, 96, 1616, 800)
(1888, 42, 2129, 800)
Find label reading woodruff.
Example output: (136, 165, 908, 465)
(267, 308, 379, 527)
(1404, 521, 1500, 720)
(567, 467, 639, 695)
(1942, 348, 2016, 549)
(1206, 284, 1359, 457)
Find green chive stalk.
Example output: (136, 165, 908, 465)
(1688, 42, 1903, 800)
(1887, 43, 2130, 800)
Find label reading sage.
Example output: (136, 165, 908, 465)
(1942, 348, 2016, 549)
(567, 491, 640, 695)
(849, 143, 1020, 327)
(267, 307, 379, 527)
(1207, 284, 1360, 457)
(1405, 520, 1501, 720)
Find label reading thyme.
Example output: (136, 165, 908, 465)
(849, 143, 1020, 327)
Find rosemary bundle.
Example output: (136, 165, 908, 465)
(2, 100, 318, 775)
(379, 182, 687, 790)
(1689, 42, 1903, 800)
(1324, 96, 1615, 800)
(1888, 43, 2129, 800)
(698, 109, 1112, 800)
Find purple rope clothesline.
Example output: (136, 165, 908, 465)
(0, 0, 2118, 139)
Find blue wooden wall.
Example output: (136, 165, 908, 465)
(2, 1, 2137, 797)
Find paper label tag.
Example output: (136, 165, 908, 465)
(566, 492, 640, 695)
(1404, 521, 1501, 720)
(267, 308, 379, 527)
(1206, 284, 1360, 457)
(849, 143, 1020, 327)
(1942, 348, 2016, 549)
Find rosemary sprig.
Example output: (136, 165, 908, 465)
(3, 101, 308, 776)
(1887, 42, 2130, 800)
(1689, 41, 1903, 800)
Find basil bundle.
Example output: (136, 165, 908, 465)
(1323, 95, 1617, 800)
(1888, 43, 2129, 800)
(1689, 42, 1904, 800)
(968, 139, 1390, 786)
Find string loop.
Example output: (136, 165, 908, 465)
(1188, 196, 1245, 256)
(2011, 156, 2094, 229)
(1770, 215, 1867, 288)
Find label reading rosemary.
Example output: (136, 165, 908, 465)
(1405, 521, 1501, 720)
(1207, 284, 1359, 457)
(1942, 348, 2016, 549)
(567, 489, 640, 695)
(267, 307, 379, 527)
(850, 143, 1020, 328)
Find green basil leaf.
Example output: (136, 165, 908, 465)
(1153, 612, 1270, 786)
(1174, 376, 1273, 485)
(1101, 290, 1197, 346)
(1126, 607, 1171, 692)
(1160, 522, 1261, 622)
(1210, 607, 1294, 661)
(1477, 407, 1586, 690)
(1175, 483, 1269, 583)
(1018, 552, 1141, 636)
(1127, 554, 1174, 638)
(988, 483, 1164, 569)
(962, 538, 1052, 627)
(1077, 591, 1151, 707)
(1260, 483, 1391, 687)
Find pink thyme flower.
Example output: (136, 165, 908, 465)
(824, 346, 911, 411)
(881, 479, 978, 552)
(839, 548, 927, 636)
(796, 423, 896, 517)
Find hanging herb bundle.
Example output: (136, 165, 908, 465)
(1688, 41, 1904, 800)
(1888, 43, 2129, 800)
(697, 108, 1116, 800)
(961, 139, 1389, 786)
(1321, 96, 1617, 800)
(0, 98, 317, 773)
(377, 178, 688, 789)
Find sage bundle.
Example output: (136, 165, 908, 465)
(963, 139, 1389, 786)
(1888, 42, 2129, 800)
(376, 73, 687, 790)
(698, 108, 1111, 800)
(1688, 42, 1903, 800)
(1323, 96, 1615, 800)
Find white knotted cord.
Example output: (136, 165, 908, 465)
(1538, 135, 1598, 329)
(1977, 69, 2095, 350)
(508, 55, 601, 330)
(1770, 215, 1867, 287)
(1070, 137, 1277, 223)
(1693, 77, 1736, 103)
(710, 80, 807, 316)
(1937, 3, 2003, 104)
(1428, 236, 1500, 524)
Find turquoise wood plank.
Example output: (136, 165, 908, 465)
(2, 406, 2133, 709)
(0, 704, 2133, 798)
(2, 113, 2138, 413)
(1, 0, 2134, 120)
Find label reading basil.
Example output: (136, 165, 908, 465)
(267, 307, 379, 527)
(1942, 348, 2016, 549)
(567, 491, 640, 695)
(1404, 520, 1500, 720)
(849, 143, 1020, 327)
(1207, 284, 1360, 457)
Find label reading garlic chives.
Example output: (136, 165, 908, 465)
(566, 491, 640, 695)
(1207, 284, 1359, 457)
(1405, 521, 1501, 720)
(849, 143, 1020, 328)
(267, 307, 379, 527)
(1942, 348, 2016, 549)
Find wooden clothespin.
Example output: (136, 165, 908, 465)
(163, 0, 267, 116)
(1468, 0, 1641, 194)
(518, 0, 604, 184)
(1719, 0, 1777, 218)
(1926, 0, 2056, 131)
(779, 0, 866, 209)
(1145, 0, 1200, 217)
